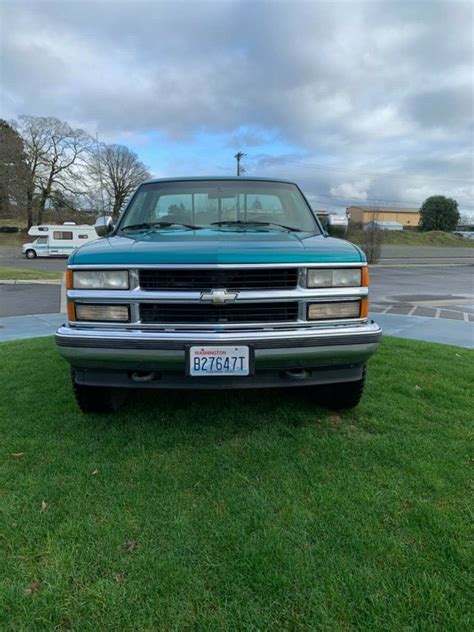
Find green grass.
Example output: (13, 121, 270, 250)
(0, 267, 63, 281)
(350, 228, 474, 248)
(0, 232, 28, 247)
(0, 337, 472, 630)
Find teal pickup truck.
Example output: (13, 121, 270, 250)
(55, 177, 382, 413)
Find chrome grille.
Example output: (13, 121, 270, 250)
(139, 302, 299, 324)
(139, 268, 298, 291)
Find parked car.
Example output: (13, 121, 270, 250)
(22, 223, 99, 258)
(55, 177, 382, 413)
(0, 226, 19, 233)
(316, 211, 348, 236)
(453, 230, 474, 240)
(363, 220, 403, 231)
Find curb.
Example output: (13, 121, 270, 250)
(371, 263, 474, 268)
(0, 279, 63, 285)
(60, 275, 66, 313)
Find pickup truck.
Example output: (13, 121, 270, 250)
(55, 177, 382, 413)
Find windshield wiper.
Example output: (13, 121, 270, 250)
(121, 221, 201, 231)
(210, 220, 300, 232)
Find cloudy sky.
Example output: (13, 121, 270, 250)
(1, 0, 473, 215)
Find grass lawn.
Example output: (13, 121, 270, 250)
(358, 230, 474, 248)
(0, 337, 472, 630)
(0, 232, 29, 248)
(350, 229, 474, 248)
(0, 267, 63, 281)
(381, 230, 474, 247)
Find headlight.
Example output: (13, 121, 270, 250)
(307, 268, 361, 288)
(307, 301, 361, 320)
(74, 304, 130, 322)
(72, 270, 129, 290)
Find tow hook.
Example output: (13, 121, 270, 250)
(283, 369, 310, 381)
(130, 371, 157, 383)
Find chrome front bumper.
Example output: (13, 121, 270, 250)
(55, 321, 382, 374)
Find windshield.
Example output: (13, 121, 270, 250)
(118, 180, 320, 233)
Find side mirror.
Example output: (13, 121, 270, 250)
(95, 215, 114, 237)
(318, 215, 330, 232)
(327, 214, 348, 238)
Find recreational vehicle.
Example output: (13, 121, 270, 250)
(22, 223, 99, 258)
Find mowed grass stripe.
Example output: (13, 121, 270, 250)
(0, 337, 472, 630)
(0, 267, 63, 281)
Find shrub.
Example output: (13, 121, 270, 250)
(420, 196, 460, 232)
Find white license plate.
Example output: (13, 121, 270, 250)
(189, 346, 250, 376)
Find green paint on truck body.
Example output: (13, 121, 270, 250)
(70, 229, 364, 265)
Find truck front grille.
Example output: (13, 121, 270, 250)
(139, 268, 298, 291)
(139, 302, 299, 324)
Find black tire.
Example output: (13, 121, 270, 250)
(25, 249, 37, 259)
(71, 370, 127, 413)
(316, 367, 367, 410)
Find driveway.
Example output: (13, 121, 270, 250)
(0, 246, 67, 272)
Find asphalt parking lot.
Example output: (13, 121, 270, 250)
(0, 246, 67, 272)
(0, 283, 62, 317)
(369, 265, 474, 322)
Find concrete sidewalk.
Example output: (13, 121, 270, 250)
(374, 313, 473, 349)
(0, 312, 473, 348)
(0, 313, 66, 342)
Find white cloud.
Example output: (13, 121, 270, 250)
(0, 0, 472, 210)
(330, 179, 371, 200)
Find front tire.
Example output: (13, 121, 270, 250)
(25, 249, 37, 259)
(317, 367, 367, 410)
(71, 370, 127, 413)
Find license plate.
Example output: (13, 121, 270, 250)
(189, 345, 250, 376)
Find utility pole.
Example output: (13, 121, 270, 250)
(234, 151, 246, 176)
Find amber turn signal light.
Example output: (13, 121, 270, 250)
(361, 267, 369, 287)
(65, 269, 73, 290)
(67, 301, 75, 321)
(360, 298, 369, 319)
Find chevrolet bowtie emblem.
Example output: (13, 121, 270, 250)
(200, 289, 239, 303)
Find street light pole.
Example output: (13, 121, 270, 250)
(234, 151, 246, 176)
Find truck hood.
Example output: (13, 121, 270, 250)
(70, 229, 364, 265)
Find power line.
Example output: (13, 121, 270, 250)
(311, 192, 424, 206)
(253, 158, 474, 185)
(310, 194, 474, 210)
(216, 157, 474, 208)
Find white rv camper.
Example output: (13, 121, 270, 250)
(22, 223, 99, 258)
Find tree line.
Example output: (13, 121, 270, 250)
(1, 115, 463, 233)
(0, 115, 151, 228)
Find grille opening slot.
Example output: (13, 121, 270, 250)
(139, 302, 299, 324)
(139, 268, 298, 291)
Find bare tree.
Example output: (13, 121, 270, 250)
(90, 144, 150, 218)
(0, 119, 29, 220)
(14, 115, 92, 226)
(359, 210, 384, 264)
(12, 116, 48, 228)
